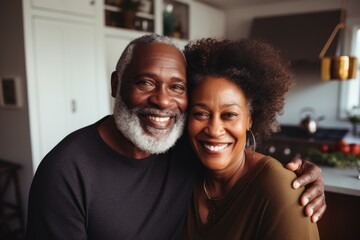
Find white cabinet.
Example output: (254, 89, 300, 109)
(31, 17, 102, 162)
(31, 0, 96, 16)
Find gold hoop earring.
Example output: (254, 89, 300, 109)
(246, 129, 256, 151)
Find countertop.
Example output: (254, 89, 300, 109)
(344, 132, 360, 144)
(320, 131, 360, 197)
(321, 166, 360, 197)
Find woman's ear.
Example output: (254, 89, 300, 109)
(111, 71, 118, 98)
(247, 116, 253, 130)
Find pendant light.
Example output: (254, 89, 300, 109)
(319, 0, 357, 81)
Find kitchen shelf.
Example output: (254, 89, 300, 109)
(104, 5, 154, 20)
(104, 1, 155, 33)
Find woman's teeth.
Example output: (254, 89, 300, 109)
(203, 143, 228, 152)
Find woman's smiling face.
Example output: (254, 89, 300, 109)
(188, 76, 252, 173)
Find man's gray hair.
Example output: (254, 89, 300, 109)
(114, 34, 184, 91)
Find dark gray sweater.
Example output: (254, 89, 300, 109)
(26, 116, 196, 240)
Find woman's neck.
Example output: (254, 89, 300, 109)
(204, 150, 262, 199)
(198, 150, 264, 225)
(204, 152, 246, 199)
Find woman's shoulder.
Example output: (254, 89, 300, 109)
(250, 155, 301, 198)
(251, 157, 320, 239)
(258, 155, 297, 180)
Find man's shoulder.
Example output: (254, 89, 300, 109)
(52, 122, 98, 154)
(55, 116, 110, 150)
(36, 118, 105, 172)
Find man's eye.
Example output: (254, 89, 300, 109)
(137, 80, 151, 85)
(170, 84, 186, 93)
(135, 80, 154, 89)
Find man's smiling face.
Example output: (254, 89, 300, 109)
(113, 43, 187, 154)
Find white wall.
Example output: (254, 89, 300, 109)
(190, 1, 225, 39)
(0, 0, 33, 223)
(225, 0, 360, 129)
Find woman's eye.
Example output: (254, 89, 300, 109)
(222, 112, 238, 119)
(192, 111, 209, 119)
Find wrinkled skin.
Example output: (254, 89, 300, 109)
(286, 158, 326, 223)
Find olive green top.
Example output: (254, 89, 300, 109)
(183, 156, 319, 240)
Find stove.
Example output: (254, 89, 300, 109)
(258, 125, 349, 163)
(274, 125, 349, 143)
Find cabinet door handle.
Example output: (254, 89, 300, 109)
(283, 147, 291, 156)
(71, 99, 77, 113)
(268, 145, 276, 154)
(90, 0, 95, 6)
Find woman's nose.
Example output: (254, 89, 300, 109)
(204, 117, 225, 137)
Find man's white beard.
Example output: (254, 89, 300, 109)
(113, 94, 186, 155)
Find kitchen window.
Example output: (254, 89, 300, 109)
(339, 25, 360, 120)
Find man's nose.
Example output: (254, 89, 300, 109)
(149, 86, 174, 109)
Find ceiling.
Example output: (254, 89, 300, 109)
(195, 0, 312, 10)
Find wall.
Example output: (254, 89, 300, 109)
(0, 0, 33, 224)
(190, 0, 225, 40)
(225, 0, 360, 129)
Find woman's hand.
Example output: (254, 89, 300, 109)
(286, 158, 326, 223)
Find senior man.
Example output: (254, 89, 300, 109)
(26, 34, 325, 240)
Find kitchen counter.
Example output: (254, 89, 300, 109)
(321, 166, 360, 196)
(317, 166, 360, 240)
(321, 130, 360, 196)
(343, 131, 360, 144)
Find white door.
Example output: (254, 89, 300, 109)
(33, 17, 99, 159)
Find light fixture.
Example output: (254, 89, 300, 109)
(319, 0, 357, 81)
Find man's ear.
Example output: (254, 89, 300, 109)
(111, 71, 118, 98)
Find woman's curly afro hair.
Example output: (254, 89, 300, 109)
(184, 38, 293, 143)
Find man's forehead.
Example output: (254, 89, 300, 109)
(134, 43, 183, 58)
(132, 43, 186, 68)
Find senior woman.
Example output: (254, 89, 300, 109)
(182, 38, 320, 239)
